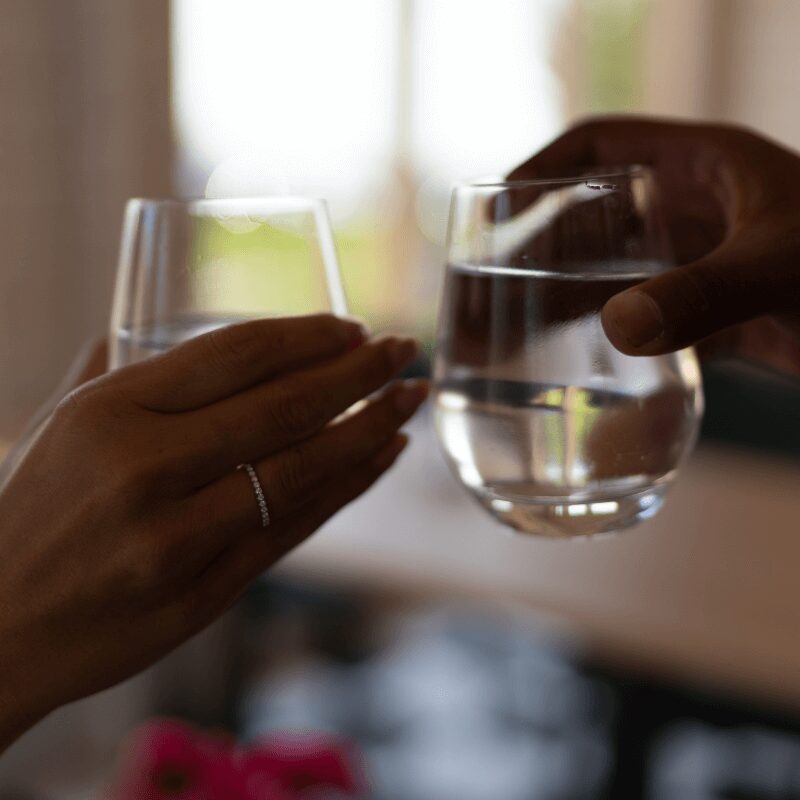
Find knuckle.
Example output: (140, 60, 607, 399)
(54, 386, 97, 424)
(55, 380, 138, 435)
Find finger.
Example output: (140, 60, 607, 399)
(185, 434, 409, 621)
(187, 380, 428, 537)
(507, 121, 595, 181)
(600, 231, 799, 354)
(442, 268, 641, 369)
(507, 115, 705, 181)
(119, 314, 367, 412)
(505, 116, 735, 265)
(184, 335, 419, 482)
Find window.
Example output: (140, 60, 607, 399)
(171, 0, 568, 339)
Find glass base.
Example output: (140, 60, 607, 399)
(475, 483, 669, 538)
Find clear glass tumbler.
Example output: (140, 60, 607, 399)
(433, 170, 704, 537)
(110, 197, 346, 368)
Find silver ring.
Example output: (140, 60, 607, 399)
(238, 463, 270, 529)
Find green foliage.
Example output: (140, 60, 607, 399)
(581, 0, 648, 113)
(187, 216, 385, 319)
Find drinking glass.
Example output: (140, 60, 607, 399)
(110, 197, 346, 368)
(432, 169, 704, 537)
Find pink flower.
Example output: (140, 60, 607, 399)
(105, 720, 365, 800)
(241, 733, 364, 798)
(106, 719, 246, 800)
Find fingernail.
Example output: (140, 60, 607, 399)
(394, 379, 429, 415)
(373, 434, 409, 469)
(386, 337, 419, 370)
(604, 291, 664, 349)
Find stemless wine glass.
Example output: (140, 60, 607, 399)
(110, 197, 346, 368)
(433, 169, 704, 537)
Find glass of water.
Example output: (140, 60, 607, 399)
(433, 170, 704, 537)
(110, 197, 346, 368)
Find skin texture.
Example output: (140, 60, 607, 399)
(508, 116, 800, 375)
(0, 315, 428, 751)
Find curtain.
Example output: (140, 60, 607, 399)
(643, 0, 800, 150)
(0, 0, 172, 444)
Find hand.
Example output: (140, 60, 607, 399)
(0, 315, 427, 750)
(509, 116, 800, 375)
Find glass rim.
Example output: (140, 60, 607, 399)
(458, 165, 650, 190)
(444, 261, 663, 281)
(125, 196, 330, 214)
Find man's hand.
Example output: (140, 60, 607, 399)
(509, 116, 800, 374)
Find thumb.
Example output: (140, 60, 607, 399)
(600, 232, 796, 355)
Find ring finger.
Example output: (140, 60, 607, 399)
(186, 378, 428, 540)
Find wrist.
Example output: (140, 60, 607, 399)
(0, 697, 46, 754)
(0, 616, 52, 753)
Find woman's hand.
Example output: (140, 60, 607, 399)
(509, 116, 800, 374)
(0, 315, 427, 750)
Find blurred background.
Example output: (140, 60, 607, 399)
(2, 1, 800, 798)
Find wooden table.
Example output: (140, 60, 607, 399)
(278, 411, 800, 713)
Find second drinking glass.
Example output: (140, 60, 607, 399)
(433, 170, 704, 537)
